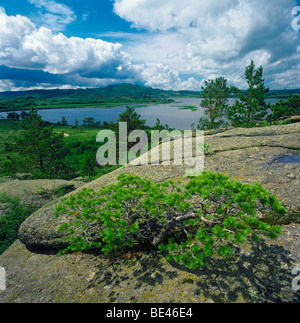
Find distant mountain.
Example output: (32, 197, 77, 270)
(266, 89, 300, 99)
(92, 83, 173, 98)
(0, 83, 298, 101)
(0, 83, 201, 100)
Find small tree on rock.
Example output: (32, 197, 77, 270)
(55, 171, 285, 269)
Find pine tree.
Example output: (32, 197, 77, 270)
(3, 107, 67, 178)
(61, 116, 68, 126)
(55, 172, 285, 269)
(227, 61, 270, 127)
(117, 106, 146, 133)
(80, 150, 98, 180)
(198, 77, 231, 129)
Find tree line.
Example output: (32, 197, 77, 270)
(195, 60, 300, 130)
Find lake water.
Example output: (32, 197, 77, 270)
(1, 98, 280, 130)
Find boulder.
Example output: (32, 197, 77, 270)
(0, 179, 87, 214)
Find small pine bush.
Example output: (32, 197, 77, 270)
(55, 171, 286, 269)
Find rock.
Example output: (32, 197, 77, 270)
(0, 122, 299, 303)
(0, 179, 87, 213)
(17, 166, 184, 250)
(285, 116, 300, 124)
(0, 225, 299, 303)
(0, 179, 87, 221)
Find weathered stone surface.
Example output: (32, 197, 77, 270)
(0, 122, 299, 303)
(0, 179, 86, 217)
(0, 225, 299, 303)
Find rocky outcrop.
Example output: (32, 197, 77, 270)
(0, 178, 86, 216)
(0, 122, 299, 303)
(17, 123, 300, 250)
(0, 228, 299, 303)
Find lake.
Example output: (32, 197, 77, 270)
(1, 98, 281, 130)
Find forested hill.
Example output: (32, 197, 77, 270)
(0, 83, 299, 101)
(0, 83, 201, 101)
(0, 84, 299, 113)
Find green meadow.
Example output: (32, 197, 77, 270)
(0, 119, 102, 174)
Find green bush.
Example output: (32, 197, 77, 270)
(54, 172, 286, 269)
(268, 94, 300, 122)
(0, 194, 35, 255)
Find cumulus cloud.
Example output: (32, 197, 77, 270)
(22, 27, 135, 77)
(114, 0, 240, 32)
(0, 10, 197, 91)
(28, 0, 76, 31)
(0, 11, 135, 76)
(0, 80, 15, 92)
(140, 63, 202, 90)
(113, 0, 300, 89)
(140, 63, 180, 90)
(1, 1, 299, 92)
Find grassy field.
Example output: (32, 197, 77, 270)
(0, 120, 21, 165)
(0, 119, 101, 165)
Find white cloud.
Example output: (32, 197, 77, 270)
(180, 77, 204, 91)
(0, 13, 36, 68)
(123, 32, 187, 73)
(140, 63, 180, 90)
(22, 27, 134, 77)
(0, 12, 133, 78)
(0, 6, 5, 14)
(113, 0, 299, 89)
(0, 11, 198, 91)
(28, 0, 76, 31)
(0, 80, 15, 92)
(139, 63, 202, 90)
(113, 0, 240, 32)
(1, 1, 299, 92)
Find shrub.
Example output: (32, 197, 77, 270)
(54, 172, 286, 269)
(268, 94, 300, 122)
(0, 194, 36, 255)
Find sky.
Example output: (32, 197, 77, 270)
(0, 0, 299, 92)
